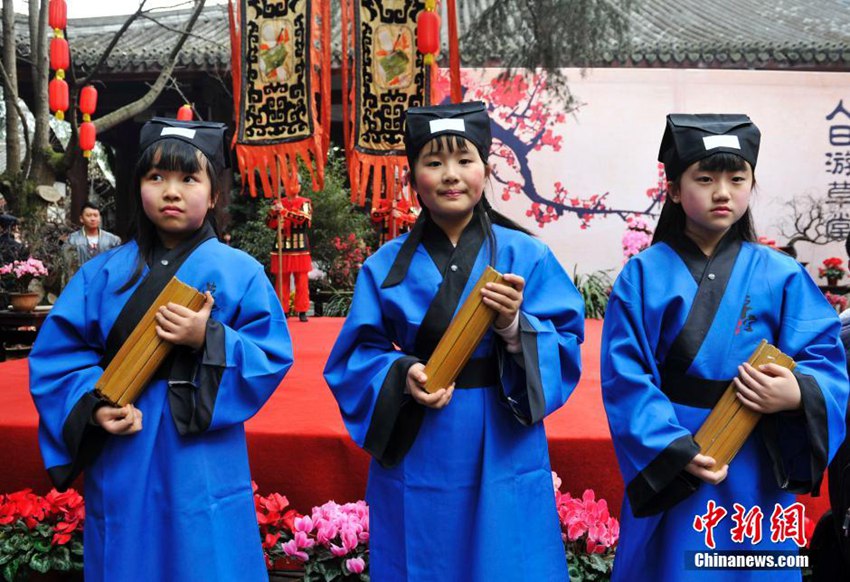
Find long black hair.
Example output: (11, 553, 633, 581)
(651, 152, 758, 246)
(118, 138, 222, 292)
(411, 134, 532, 264)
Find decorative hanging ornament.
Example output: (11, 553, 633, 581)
(48, 77, 69, 121)
(416, 0, 440, 65)
(79, 122, 96, 158)
(177, 104, 193, 121)
(49, 37, 69, 71)
(79, 85, 97, 117)
(48, 0, 67, 30)
(48, 0, 69, 120)
(78, 86, 98, 158)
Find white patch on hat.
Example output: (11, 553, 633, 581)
(429, 119, 465, 134)
(703, 135, 740, 151)
(161, 127, 197, 140)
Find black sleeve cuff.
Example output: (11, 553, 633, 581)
(48, 391, 109, 491)
(760, 370, 829, 495)
(496, 313, 546, 425)
(167, 319, 226, 436)
(363, 355, 424, 468)
(626, 434, 702, 517)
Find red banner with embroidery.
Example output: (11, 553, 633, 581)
(229, 0, 330, 198)
(342, 0, 434, 211)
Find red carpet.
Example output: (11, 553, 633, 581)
(0, 319, 830, 523)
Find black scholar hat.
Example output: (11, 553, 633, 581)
(404, 101, 492, 168)
(658, 114, 760, 181)
(139, 117, 230, 171)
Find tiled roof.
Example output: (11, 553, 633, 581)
(9, 0, 850, 73)
(605, 0, 850, 68)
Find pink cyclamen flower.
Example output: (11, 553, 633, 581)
(293, 515, 314, 534)
(293, 530, 315, 550)
(346, 557, 365, 574)
(281, 539, 309, 562)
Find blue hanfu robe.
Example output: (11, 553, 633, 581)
(29, 222, 293, 582)
(601, 232, 848, 581)
(324, 215, 584, 582)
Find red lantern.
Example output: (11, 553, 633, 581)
(417, 10, 441, 63)
(49, 77, 69, 120)
(48, 0, 67, 31)
(177, 104, 193, 121)
(79, 122, 96, 157)
(50, 37, 70, 71)
(79, 86, 98, 116)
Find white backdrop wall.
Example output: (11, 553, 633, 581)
(446, 68, 850, 280)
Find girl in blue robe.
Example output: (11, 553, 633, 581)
(29, 118, 293, 581)
(324, 101, 585, 581)
(602, 114, 849, 581)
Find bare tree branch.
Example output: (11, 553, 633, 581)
(94, 0, 206, 134)
(166, 74, 204, 120)
(778, 194, 833, 247)
(77, 1, 148, 88)
(140, 12, 228, 48)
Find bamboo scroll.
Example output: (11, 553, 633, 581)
(423, 267, 505, 393)
(95, 277, 206, 406)
(693, 339, 796, 469)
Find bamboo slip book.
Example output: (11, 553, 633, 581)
(423, 267, 505, 394)
(693, 339, 796, 469)
(95, 277, 206, 407)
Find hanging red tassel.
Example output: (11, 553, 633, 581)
(342, 0, 434, 216)
(229, 0, 331, 198)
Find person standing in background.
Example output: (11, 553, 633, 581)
(65, 202, 121, 272)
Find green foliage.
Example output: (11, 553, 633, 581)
(321, 291, 355, 318)
(228, 147, 376, 273)
(227, 194, 276, 273)
(0, 172, 38, 217)
(568, 549, 615, 581)
(22, 213, 76, 299)
(0, 521, 83, 582)
(308, 148, 376, 277)
(573, 268, 614, 319)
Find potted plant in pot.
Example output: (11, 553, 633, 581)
(818, 257, 846, 287)
(0, 258, 48, 312)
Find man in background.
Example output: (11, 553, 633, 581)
(65, 202, 120, 272)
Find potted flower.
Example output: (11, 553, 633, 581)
(818, 257, 846, 287)
(552, 472, 620, 581)
(0, 488, 85, 581)
(0, 257, 49, 311)
(279, 500, 369, 582)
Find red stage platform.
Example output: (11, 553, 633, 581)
(0, 319, 830, 522)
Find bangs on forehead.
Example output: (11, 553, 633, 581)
(697, 152, 750, 173)
(144, 138, 208, 174)
(425, 134, 473, 155)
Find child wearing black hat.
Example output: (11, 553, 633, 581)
(29, 118, 294, 581)
(324, 101, 585, 581)
(601, 114, 848, 580)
